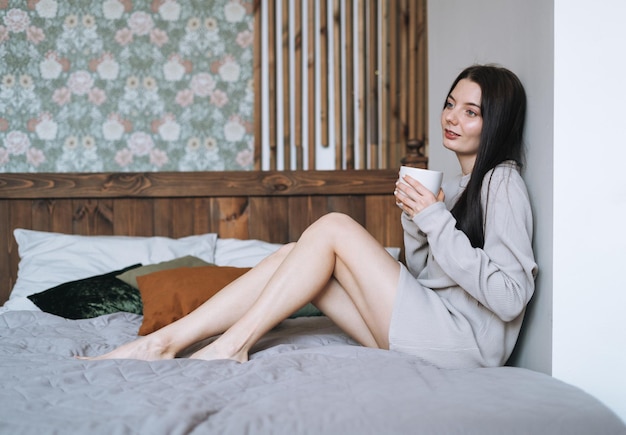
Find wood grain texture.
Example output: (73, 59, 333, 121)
(0, 170, 403, 304)
(254, 0, 428, 170)
(0, 170, 399, 199)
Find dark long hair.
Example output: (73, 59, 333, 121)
(447, 65, 527, 248)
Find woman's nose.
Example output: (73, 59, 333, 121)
(445, 109, 458, 125)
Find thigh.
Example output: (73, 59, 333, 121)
(319, 213, 402, 348)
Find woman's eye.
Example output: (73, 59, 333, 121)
(444, 101, 453, 109)
(466, 110, 477, 117)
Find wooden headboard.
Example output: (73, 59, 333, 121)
(0, 169, 404, 304)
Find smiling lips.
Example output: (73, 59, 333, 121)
(444, 128, 460, 139)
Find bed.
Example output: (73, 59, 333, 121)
(1, 170, 624, 434)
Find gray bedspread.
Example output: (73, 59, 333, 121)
(1, 311, 624, 435)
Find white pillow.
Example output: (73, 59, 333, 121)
(214, 238, 401, 267)
(9, 229, 218, 301)
(214, 238, 283, 267)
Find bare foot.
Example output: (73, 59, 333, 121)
(77, 336, 175, 361)
(189, 341, 248, 363)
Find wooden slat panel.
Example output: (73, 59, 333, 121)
(379, 0, 389, 169)
(364, 194, 403, 250)
(387, 0, 402, 167)
(111, 198, 152, 236)
(327, 195, 366, 226)
(344, 0, 355, 169)
(307, 0, 316, 169)
(288, 195, 329, 241)
(34, 199, 74, 234)
(30, 199, 53, 232)
(319, 0, 329, 148)
(0, 170, 399, 199)
(90, 199, 116, 235)
(170, 197, 196, 238)
(8, 200, 28, 283)
(255, 0, 428, 170)
(311, 194, 331, 219)
(282, 0, 291, 169)
(398, 0, 409, 150)
(294, 0, 303, 169)
(14, 200, 34, 235)
(253, 0, 263, 170)
(356, 0, 367, 169)
(4, 200, 34, 303)
(0, 170, 404, 304)
(333, 0, 342, 167)
(193, 197, 215, 235)
(368, 0, 378, 168)
(249, 196, 288, 242)
(268, 0, 277, 168)
(72, 199, 113, 235)
(286, 196, 309, 241)
(30, 199, 49, 232)
(73, 199, 115, 235)
(415, 0, 428, 142)
(408, 0, 419, 141)
(0, 199, 15, 304)
(5, 200, 25, 233)
(214, 197, 251, 240)
(153, 198, 174, 236)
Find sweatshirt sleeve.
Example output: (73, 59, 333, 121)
(413, 166, 537, 322)
(401, 211, 429, 277)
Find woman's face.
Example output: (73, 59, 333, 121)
(441, 79, 483, 173)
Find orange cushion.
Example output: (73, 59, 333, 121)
(136, 265, 251, 335)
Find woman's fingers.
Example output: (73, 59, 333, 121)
(394, 175, 438, 217)
(436, 188, 446, 202)
(394, 181, 418, 217)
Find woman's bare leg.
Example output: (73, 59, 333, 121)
(190, 213, 401, 362)
(84, 213, 400, 362)
(81, 243, 297, 360)
(310, 277, 379, 348)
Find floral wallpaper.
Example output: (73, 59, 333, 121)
(0, 0, 255, 172)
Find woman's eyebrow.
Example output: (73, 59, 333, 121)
(448, 94, 480, 109)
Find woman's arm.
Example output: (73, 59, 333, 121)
(401, 212, 430, 276)
(413, 167, 537, 322)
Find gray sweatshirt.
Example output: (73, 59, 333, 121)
(401, 161, 537, 367)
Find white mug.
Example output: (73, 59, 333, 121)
(398, 166, 443, 196)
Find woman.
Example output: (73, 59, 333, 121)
(87, 64, 537, 369)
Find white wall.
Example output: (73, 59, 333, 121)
(428, 0, 626, 422)
(427, 0, 554, 373)
(553, 0, 626, 421)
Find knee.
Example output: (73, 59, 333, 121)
(309, 212, 358, 236)
(259, 242, 295, 268)
(273, 242, 296, 260)
(322, 212, 357, 226)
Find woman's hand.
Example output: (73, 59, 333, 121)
(394, 174, 444, 218)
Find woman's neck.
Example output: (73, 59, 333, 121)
(457, 154, 476, 175)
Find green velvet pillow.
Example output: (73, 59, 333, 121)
(27, 264, 143, 319)
(290, 303, 323, 318)
(116, 255, 211, 289)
